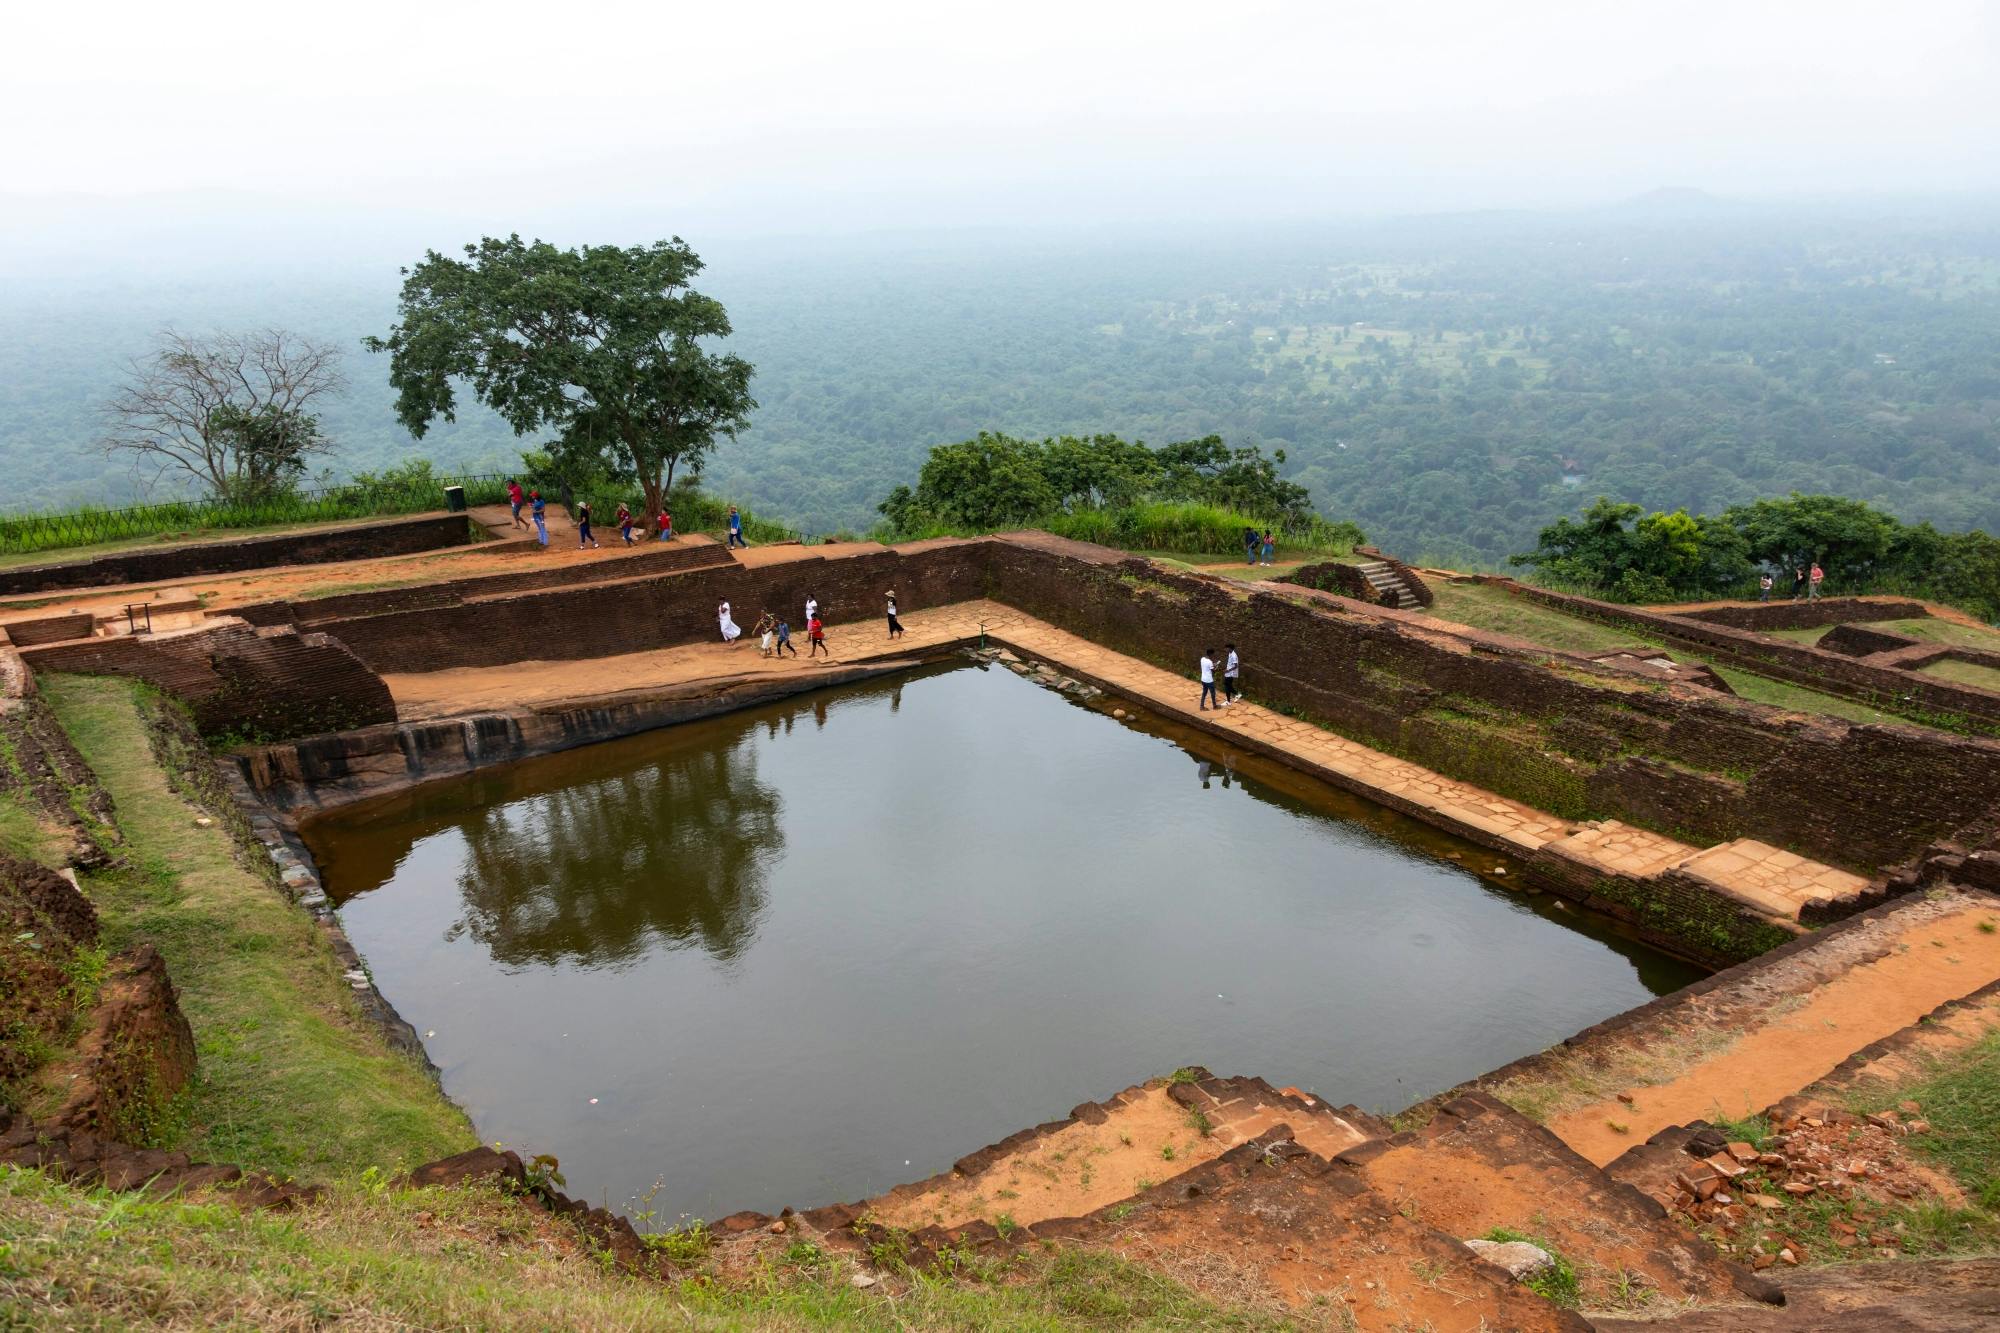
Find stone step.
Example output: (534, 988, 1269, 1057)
(1338, 1092, 1776, 1310)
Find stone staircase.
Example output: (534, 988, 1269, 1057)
(1358, 558, 1425, 610)
(784, 1072, 1779, 1328)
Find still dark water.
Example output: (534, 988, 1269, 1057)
(305, 664, 1699, 1220)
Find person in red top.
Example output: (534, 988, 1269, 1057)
(808, 614, 827, 657)
(506, 479, 527, 530)
(656, 508, 673, 541)
(1808, 561, 1825, 601)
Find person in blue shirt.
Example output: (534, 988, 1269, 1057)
(727, 505, 746, 548)
(530, 491, 549, 547)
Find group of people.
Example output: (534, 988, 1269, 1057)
(504, 480, 746, 551)
(1758, 562, 1826, 602)
(1243, 527, 1278, 566)
(1196, 644, 1243, 710)
(715, 590, 908, 659)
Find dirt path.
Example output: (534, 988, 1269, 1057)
(1552, 898, 2000, 1164)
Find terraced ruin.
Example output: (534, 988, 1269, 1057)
(5, 507, 2000, 1329)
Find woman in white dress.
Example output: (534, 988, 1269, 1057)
(718, 600, 742, 643)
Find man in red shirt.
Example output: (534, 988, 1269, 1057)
(1809, 562, 1825, 601)
(808, 614, 828, 657)
(506, 479, 527, 530)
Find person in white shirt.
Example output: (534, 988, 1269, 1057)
(1222, 644, 1240, 705)
(1198, 648, 1219, 710)
(805, 595, 818, 626)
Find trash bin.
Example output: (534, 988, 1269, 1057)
(444, 485, 466, 513)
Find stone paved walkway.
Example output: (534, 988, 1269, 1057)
(386, 600, 1869, 926)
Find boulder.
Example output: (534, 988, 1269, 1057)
(1463, 1237, 1556, 1279)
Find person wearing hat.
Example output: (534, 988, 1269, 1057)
(886, 589, 905, 640)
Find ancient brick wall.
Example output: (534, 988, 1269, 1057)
(0, 513, 472, 596)
(980, 537, 2000, 872)
(20, 623, 394, 738)
(1681, 599, 1931, 631)
(1496, 582, 2000, 729)
(1818, 622, 1922, 658)
(315, 540, 992, 674)
(236, 536, 735, 628)
(2, 612, 95, 646)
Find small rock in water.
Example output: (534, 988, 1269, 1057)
(589, 1097, 599, 1105)
(1463, 1238, 1555, 1279)
(1491, 866, 1506, 875)
(1112, 708, 1127, 719)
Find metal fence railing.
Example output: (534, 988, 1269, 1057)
(0, 473, 519, 558)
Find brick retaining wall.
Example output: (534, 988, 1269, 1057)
(0, 513, 472, 596)
(1819, 622, 1923, 658)
(1680, 598, 1932, 632)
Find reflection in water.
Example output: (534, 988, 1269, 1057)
(447, 743, 782, 969)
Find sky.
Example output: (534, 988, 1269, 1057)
(4, 0, 1999, 243)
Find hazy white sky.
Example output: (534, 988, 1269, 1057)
(5, 0, 1998, 228)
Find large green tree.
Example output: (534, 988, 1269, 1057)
(366, 235, 755, 519)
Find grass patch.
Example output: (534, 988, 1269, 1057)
(1856, 1029, 2000, 1211)
(0, 1168, 1292, 1329)
(1920, 657, 2000, 693)
(1490, 1020, 1739, 1124)
(1481, 1227, 1580, 1308)
(38, 674, 471, 1179)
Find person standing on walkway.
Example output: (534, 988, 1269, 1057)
(616, 503, 635, 545)
(886, 590, 905, 640)
(718, 600, 742, 644)
(1244, 526, 1259, 565)
(1222, 643, 1240, 705)
(1809, 561, 1824, 601)
(1759, 572, 1773, 602)
(727, 506, 746, 548)
(1791, 566, 1807, 600)
(805, 593, 818, 627)
(808, 613, 827, 657)
(1260, 530, 1276, 566)
(1198, 648, 1219, 710)
(775, 617, 798, 657)
(507, 478, 528, 530)
(530, 490, 549, 547)
(755, 611, 776, 657)
(658, 507, 674, 541)
(577, 500, 599, 549)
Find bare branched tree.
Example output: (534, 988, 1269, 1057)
(101, 329, 345, 500)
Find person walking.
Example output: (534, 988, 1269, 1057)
(530, 490, 549, 547)
(718, 600, 742, 644)
(657, 507, 674, 541)
(616, 503, 635, 545)
(755, 611, 777, 657)
(774, 617, 798, 657)
(1759, 572, 1773, 602)
(576, 500, 599, 549)
(1809, 561, 1825, 601)
(1198, 647, 1219, 710)
(1791, 566, 1807, 601)
(808, 613, 827, 657)
(727, 505, 746, 548)
(886, 590, 905, 640)
(507, 478, 528, 530)
(1260, 529, 1276, 566)
(1222, 643, 1241, 705)
(1244, 526, 1259, 566)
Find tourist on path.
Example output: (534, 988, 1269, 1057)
(805, 594, 818, 626)
(808, 614, 827, 657)
(1809, 562, 1824, 601)
(530, 491, 549, 547)
(1260, 530, 1276, 566)
(1791, 566, 1807, 600)
(775, 618, 798, 657)
(1198, 648, 1219, 710)
(727, 505, 747, 548)
(507, 478, 528, 530)
(886, 590, 905, 640)
(616, 503, 635, 545)
(1223, 644, 1240, 705)
(718, 600, 742, 643)
(1759, 572, 1773, 602)
(1244, 526, 1259, 565)
(577, 501, 599, 549)
(658, 507, 674, 541)
(755, 611, 777, 657)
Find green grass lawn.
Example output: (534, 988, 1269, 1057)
(39, 675, 472, 1179)
(1867, 617, 2000, 652)
(1922, 658, 2000, 693)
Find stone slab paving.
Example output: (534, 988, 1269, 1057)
(1676, 839, 1871, 916)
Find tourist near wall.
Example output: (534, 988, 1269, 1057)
(977, 535, 2000, 876)
(0, 512, 474, 596)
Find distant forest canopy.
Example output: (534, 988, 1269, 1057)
(3, 200, 1998, 565)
